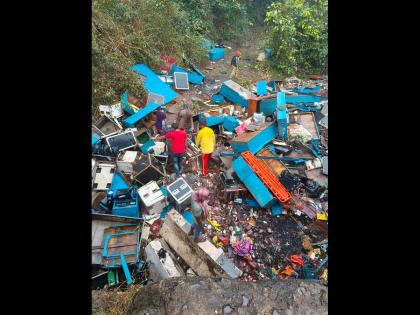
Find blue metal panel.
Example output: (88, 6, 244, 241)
(245, 198, 261, 208)
(112, 194, 140, 218)
(170, 64, 204, 85)
(220, 84, 249, 108)
(277, 109, 288, 140)
(208, 48, 225, 61)
(121, 91, 136, 116)
(123, 102, 160, 127)
(191, 65, 206, 78)
(260, 98, 276, 115)
(285, 95, 321, 104)
(256, 81, 267, 96)
(223, 116, 239, 132)
(231, 157, 276, 208)
(120, 255, 133, 285)
(111, 172, 130, 192)
(206, 116, 224, 127)
(292, 86, 321, 94)
(92, 134, 100, 145)
(212, 94, 225, 104)
(140, 139, 156, 154)
(268, 80, 277, 92)
(271, 202, 283, 216)
(277, 92, 286, 109)
(232, 123, 277, 154)
(130, 64, 178, 104)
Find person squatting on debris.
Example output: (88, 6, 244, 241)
(196, 120, 216, 176)
(177, 103, 194, 133)
(188, 187, 210, 243)
(230, 50, 241, 78)
(155, 122, 187, 178)
(155, 106, 166, 135)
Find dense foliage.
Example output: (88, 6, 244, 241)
(264, 0, 328, 75)
(92, 0, 208, 110)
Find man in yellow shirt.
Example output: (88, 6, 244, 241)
(195, 120, 216, 176)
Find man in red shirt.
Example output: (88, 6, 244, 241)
(155, 122, 187, 178)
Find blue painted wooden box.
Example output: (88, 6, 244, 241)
(285, 95, 321, 104)
(277, 109, 288, 140)
(260, 98, 277, 115)
(208, 48, 225, 61)
(223, 116, 239, 132)
(231, 121, 277, 154)
(220, 80, 256, 108)
(205, 116, 224, 127)
(232, 156, 276, 208)
(212, 94, 225, 104)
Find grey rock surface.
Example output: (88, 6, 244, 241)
(128, 277, 328, 315)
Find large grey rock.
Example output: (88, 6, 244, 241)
(127, 277, 328, 315)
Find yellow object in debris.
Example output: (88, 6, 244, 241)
(316, 213, 328, 221)
(128, 102, 140, 112)
(313, 248, 321, 256)
(271, 267, 279, 275)
(207, 218, 221, 232)
(320, 268, 328, 281)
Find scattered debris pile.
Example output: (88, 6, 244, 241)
(92, 46, 328, 294)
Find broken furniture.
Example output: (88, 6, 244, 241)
(160, 210, 242, 278)
(93, 162, 116, 191)
(231, 121, 277, 154)
(145, 239, 185, 280)
(101, 224, 141, 285)
(106, 130, 138, 152)
(133, 154, 166, 186)
(138, 181, 167, 215)
(112, 187, 140, 218)
(116, 151, 139, 174)
(166, 177, 193, 211)
(220, 80, 256, 108)
(93, 115, 122, 138)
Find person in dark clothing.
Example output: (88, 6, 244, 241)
(230, 50, 241, 78)
(155, 107, 166, 135)
(177, 103, 194, 133)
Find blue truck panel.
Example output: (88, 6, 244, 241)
(223, 116, 239, 132)
(277, 109, 288, 140)
(232, 157, 276, 208)
(208, 48, 225, 61)
(123, 102, 160, 127)
(277, 91, 286, 109)
(231, 122, 277, 154)
(260, 98, 277, 115)
(170, 64, 204, 85)
(212, 94, 225, 104)
(220, 84, 248, 108)
(292, 86, 321, 94)
(256, 81, 267, 96)
(206, 116, 224, 127)
(285, 95, 321, 104)
(130, 64, 178, 104)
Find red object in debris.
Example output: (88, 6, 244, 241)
(150, 219, 163, 235)
(248, 260, 258, 270)
(241, 151, 291, 203)
(218, 236, 229, 246)
(160, 55, 176, 73)
(290, 255, 304, 267)
(239, 259, 248, 269)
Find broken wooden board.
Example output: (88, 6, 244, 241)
(257, 147, 288, 177)
(288, 112, 320, 139)
(160, 210, 242, 278)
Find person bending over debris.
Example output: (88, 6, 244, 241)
(155, 106, 166, 135)
(155, 122, 187, 178)
(188, 187, 210, 243)
(177, 103, 194, 133)
(196, 120, 215, 177)
(230, 50, 241, 78)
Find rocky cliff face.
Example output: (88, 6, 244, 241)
(128, 277, 328, 315)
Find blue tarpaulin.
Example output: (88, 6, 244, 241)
(130, 64, 178, 104)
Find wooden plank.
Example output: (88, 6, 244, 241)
(257, 147, 287, 177)
(232, 122, 274, 143)
(289, 112, 319, 139)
